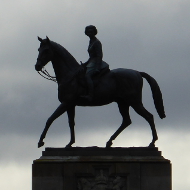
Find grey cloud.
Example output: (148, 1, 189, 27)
(0, 0, 190, 189)
(0, 1, 190, 189)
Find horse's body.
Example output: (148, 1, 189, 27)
(35, 37, 166, 148)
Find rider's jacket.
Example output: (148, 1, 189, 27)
(85, 38, 108, 73)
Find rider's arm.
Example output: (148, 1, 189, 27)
(94, 41, 103, 71)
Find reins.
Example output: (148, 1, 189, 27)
(37, 66, 82, 84)
(38, 67, 57, 83)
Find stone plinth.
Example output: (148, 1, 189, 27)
(32, 147, 171, 190)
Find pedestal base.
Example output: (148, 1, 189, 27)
(32, 147, 171, 190)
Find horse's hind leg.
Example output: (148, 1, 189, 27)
(66, 106, 76, 148)
(106, 103, 131, 148)
(38, 103, 67, 148)
(132, 103, 158, 147)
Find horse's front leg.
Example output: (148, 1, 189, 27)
(38, 103, 67, 148)
(65, 106, 76, 148)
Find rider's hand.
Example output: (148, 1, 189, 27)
(80, 61, 88, 67)
(77, 64, 85, 74)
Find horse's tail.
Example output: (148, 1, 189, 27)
(140, 72, 166, 119)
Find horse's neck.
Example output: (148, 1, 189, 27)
(52, 56, 79, 84)
(50, 41, 80, 84)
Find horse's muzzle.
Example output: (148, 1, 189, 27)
(35, 63, 42, 71)
(35, 59, 43, 71)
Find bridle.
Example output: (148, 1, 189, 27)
(38, 67, 57, 83)
(37, 66, 83, 84)
(36, 56, 57, 83)
(36, 59, 83, 85)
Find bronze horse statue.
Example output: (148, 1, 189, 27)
(35, 37, 166, 148)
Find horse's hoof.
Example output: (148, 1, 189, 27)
(38, 141, 44, 148)
(148, 143, 155, 148)
(106, 141, 112, 148)
(65, 144, 72, 148)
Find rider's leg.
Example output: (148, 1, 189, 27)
(81, 70, 94, 101)
(86, 72, 94, 99)
(82, 72, 94, 101)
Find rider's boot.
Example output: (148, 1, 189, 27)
(81, 75, 94, 101)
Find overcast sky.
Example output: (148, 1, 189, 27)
(0, 0, 190, 189)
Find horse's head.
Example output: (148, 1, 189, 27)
(35, 36, 54, 71)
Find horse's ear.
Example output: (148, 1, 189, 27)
(38, 36, 43, 42)
(46, 36, 50, 43)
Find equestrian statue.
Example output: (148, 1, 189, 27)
(35, 25, 166, 148)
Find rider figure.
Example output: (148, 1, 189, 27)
(81, 25, 105, 101)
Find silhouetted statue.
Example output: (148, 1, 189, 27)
(81, 25, 108, 101)
(35, 34, 165, 148)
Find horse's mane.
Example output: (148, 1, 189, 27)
(50, 40, 80, 70)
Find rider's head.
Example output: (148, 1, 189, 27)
(85, 25, 98, 36)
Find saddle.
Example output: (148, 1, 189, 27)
(78, 65, 110, 88)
